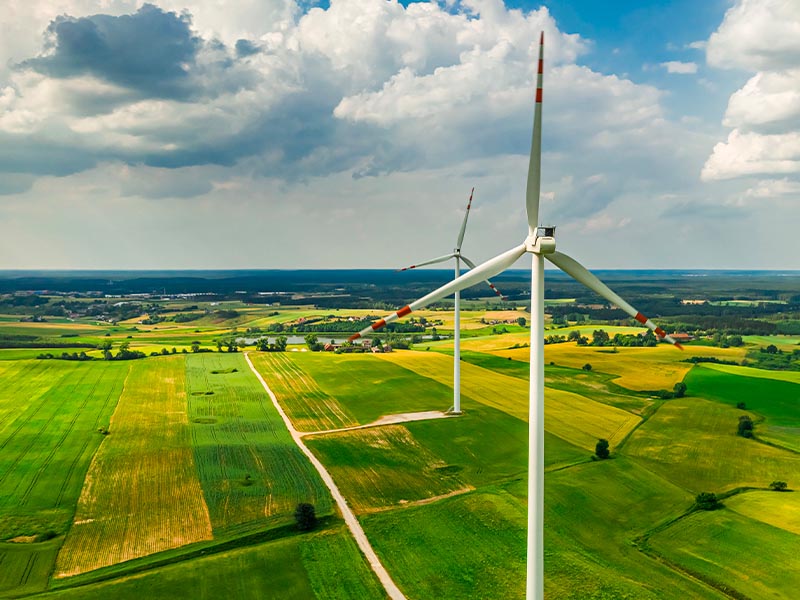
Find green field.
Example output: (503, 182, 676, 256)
(648, 508, 800, 599)
(44, 525, 384, 600)
(186, 353, 332, 533)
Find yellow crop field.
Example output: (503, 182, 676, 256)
(700, 362, 800, 385)
(726, 491, 800, 535)
(54, 356, 212, 577)
(545, 388, 640, 451)
(251, 352, 358, 431)
(380, 351, 640, 450)
(494, 343, 746, 391)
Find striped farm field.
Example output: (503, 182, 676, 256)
(380, 350, 639, 450)
(305, 424, 469, 513)
(647, 509, 800, 600)
(624, 396, 800, 493)
(54, 356, 213, 578)
(186, 353, 332, 533)
(249, 352, 358, 432)
(0, 360, 129, 541)
(725, 490, 800, 535)
(255, 352, 454, 428)
(495, 343, 746, 391)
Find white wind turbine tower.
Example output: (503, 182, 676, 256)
(396, 188, 505, 414)
(349, 32, 684, 599)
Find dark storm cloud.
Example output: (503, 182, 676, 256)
(21, 4, 200, 100)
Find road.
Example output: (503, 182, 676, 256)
(244, 352, 407, 600)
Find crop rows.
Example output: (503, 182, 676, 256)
(54, 356, 213, 577)
(0, 360, 129, 540)
(186, 353, 331, 533)
(249, 353, 356, 431)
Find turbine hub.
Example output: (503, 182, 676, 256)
(526, 225, 556, 255)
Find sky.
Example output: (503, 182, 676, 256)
(0, 0, 798, 270)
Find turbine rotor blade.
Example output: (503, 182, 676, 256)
(396, 252, 456, 272)
(455, 188, 474, 251)
(461, 255, 506, 300)
(546, 251, 683, 349)
(526, 31, 544, 236)
(350, 244, 527, 341)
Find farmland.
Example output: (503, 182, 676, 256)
(0, 268, 799, 599)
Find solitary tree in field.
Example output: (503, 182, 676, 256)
(673, 382, 687, 398)
(738, 415, 754, 438)
(770, 481, 788, 491)
(595, 438, 610, 459)
(695, 492, 722, 510)
(294, 503, 317, 531)
(517, 317, 527, 328)
(582, 363, 592, 372)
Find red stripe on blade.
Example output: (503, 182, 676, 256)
(540, 31, 544, 45)
(674, 342, 684, 351)
(536, 88, 542, 103)
(538, 59, 543, 74)
(348, 333, 361, 342)
(372, 319, 387, 331)
(634, 312, 647, 325)
(655, 327, 667, 338)
(397, 305, 412, 317)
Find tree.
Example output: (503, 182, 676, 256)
(582, 363, 592, 372)
(737, 415, 754, 438)
(736, 402, 746, 410)
(695, 492, 722, 511)
(567, 330, 582, 342)
(769, 480, 788, 491)
(591, 329, 610, 347)
(294, 503, 317, 531)
(275, 336, 288, 352)
(673, 382, 687, 398)
(595, 438, 610, 459)
(517, 317, 527, 328)
(191, 341, 201, 353)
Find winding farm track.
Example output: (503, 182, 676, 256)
(244, 352, 407, 600)
(300, 409, 454, 437)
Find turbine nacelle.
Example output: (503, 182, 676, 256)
(526, 226, 556, 255)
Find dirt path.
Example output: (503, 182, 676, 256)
(301, 410, 455, 437)
(244, 353, 406, 600)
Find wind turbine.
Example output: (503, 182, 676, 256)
(396, 188, 505, 414)
(349, 32, 683, 599)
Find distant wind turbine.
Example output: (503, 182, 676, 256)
(396, 188, 505, 414)
(349, 32, 683, 599)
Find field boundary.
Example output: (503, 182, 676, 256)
(301, 410, 456, 437)
(244, 352, 406, 600)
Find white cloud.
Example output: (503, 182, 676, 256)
(703, 0, 800, 183)
(661, 61, 698, 74)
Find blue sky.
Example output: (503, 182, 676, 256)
(0, 0, 798, 270)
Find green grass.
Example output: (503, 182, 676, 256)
(186, 353, 332, 533)
(0, 540, 60, 596)
(685, 366, 800, 451)
(624, 395, 800, 493)
(305, 425, 468, 513)
(648, 508, 800, 599)
(42, 525, 384, 600)
(543, 457, 719, 599)
(362, 489, 526, 600)
(0, 360, 129, 540)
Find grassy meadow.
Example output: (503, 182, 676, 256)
(1, 299, 799, 599)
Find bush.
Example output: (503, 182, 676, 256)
(769, 480, 788, 491)
(294, 503, 317, 531)
(582, 363, 592, 371)
(595, 438, 610, 459)
(737, 415, 754, 438)
(695, 492, 722, 510)
(736, 402, 747, 410)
